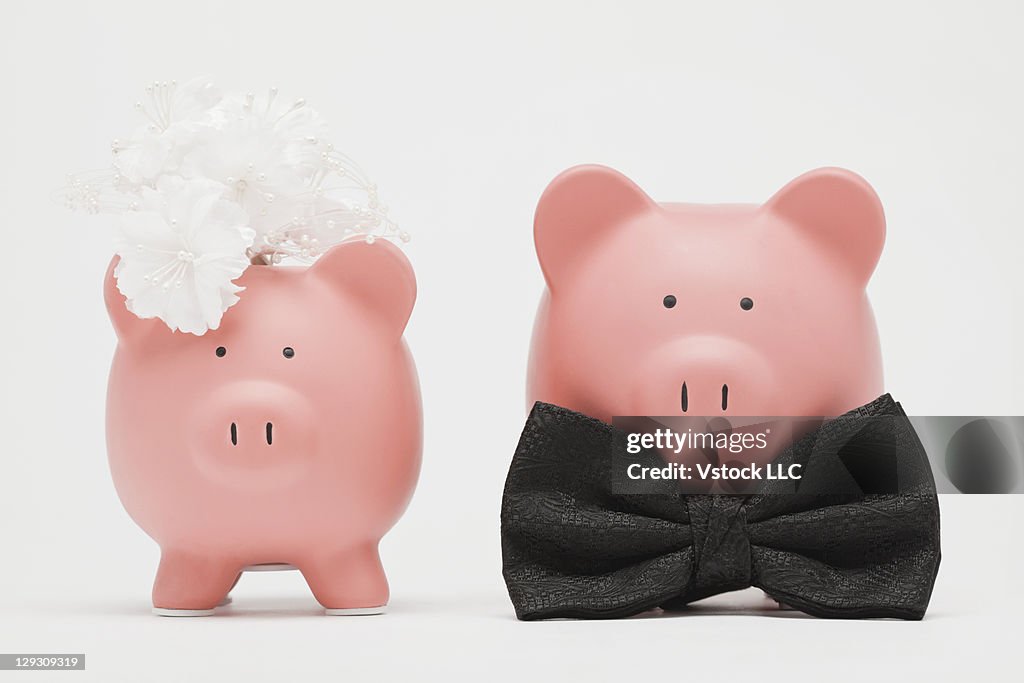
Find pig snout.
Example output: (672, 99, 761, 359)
(190, 381, 316, 464)
(631, 337, 778, 416)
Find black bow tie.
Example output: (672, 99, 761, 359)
(500, 395, 941, 620)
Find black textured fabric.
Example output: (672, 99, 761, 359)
(501, 395, 941, 620)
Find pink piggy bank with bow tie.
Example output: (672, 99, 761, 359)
(104, 240, 422, 616)
(527, 165, 886, 421)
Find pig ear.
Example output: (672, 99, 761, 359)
(308, 239, 416, 334)
(104, 256, 161, 343)
(764, 167, 886, 286)
(535, 165, 655, 289)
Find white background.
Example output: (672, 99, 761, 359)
(2, 1, 1023, 681)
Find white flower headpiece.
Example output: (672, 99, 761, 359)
(66, 78, 407, 335)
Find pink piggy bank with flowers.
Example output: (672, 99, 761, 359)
(68, 81, 423, 616)
(104, 239, 422, 616)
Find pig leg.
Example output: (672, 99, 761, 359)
(151, 551, 242, 616)
(762, 591, 794, 610)
(300, 544, 389, 615)
(218, 572, 243, 606)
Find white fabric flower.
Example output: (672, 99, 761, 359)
(113, 131, 175, 186)
(113, 78, 223, 185)
(67, 80, 407, 331)
(113, 177, 254, 335)
(180, 90, 328, 239)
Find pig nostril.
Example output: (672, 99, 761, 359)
(230, 422, 238, 446)
(721, 384, 729, 411)
(681, 382, 688, 413)
(266, 422, 273, 446)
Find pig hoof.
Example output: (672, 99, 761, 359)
(152, 607, 216, 617)
(324, 605, 387, 616)
(217, 595, 233, 606)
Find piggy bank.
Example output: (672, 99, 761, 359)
(104, 240, 422, 616)
(528, 165, 886, 421)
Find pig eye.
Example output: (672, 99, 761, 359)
(282, 347, 295, 359)
(740, 297, 754, 311)
(663, 295, 677, 309)
(215, 346, 227, 357)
